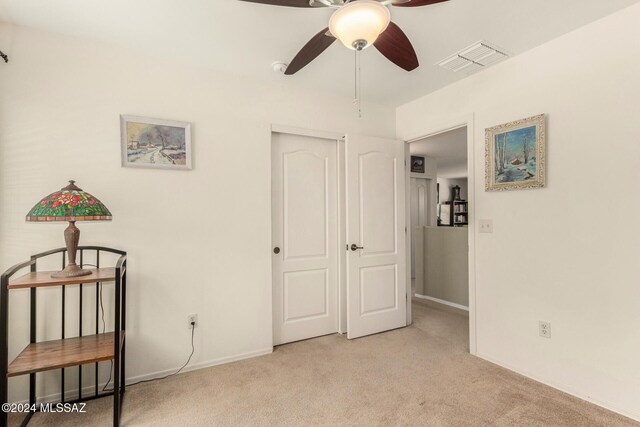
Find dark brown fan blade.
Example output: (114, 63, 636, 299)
(374, 22, 419, 71)
(238, 0, 314, 7)
(392, 0, 449, 7)
(285, 28, 336, 75)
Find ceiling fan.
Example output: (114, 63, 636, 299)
(239, 0, 449, 75)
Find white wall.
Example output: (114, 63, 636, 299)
(409, 155, 437, 179)
(0, 23, 395, 402)
(397, 4, 640, 421)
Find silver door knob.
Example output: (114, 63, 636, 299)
(350, 244, 364, 251)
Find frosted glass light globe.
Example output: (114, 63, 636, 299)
(329, 0, 391, 51)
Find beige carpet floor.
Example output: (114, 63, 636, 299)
(14, 300, 638, 426)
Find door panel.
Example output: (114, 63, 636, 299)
(360, 153, 397, 255)
(272, 132, 338, 345)
(360, 265, 397, 315)
(410, 178, 430, 278)
(283, 151, 328, 260)
(284, 269, 328, 322)
(346, 135, 407, 339)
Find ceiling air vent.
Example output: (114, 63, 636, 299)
(437, 41, 509, 75)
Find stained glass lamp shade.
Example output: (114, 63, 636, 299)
(26, 180, 112, 278)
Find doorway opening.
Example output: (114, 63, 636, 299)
(408, 125, 471, 351)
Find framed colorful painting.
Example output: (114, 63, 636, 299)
(121, 115, 192, 170)
(485, 114, 546, 191)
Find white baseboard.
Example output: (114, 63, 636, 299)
(414, 294, 469, 312)
(476, 351, 640, 423)
(14, 347, 274, 405)
(125, 347, 273, 384)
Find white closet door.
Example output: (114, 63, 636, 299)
(272, 132, 339, 345)
(345, 134, 407, 339)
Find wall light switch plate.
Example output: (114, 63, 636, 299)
(539, 321, 551, 338)
(479, 219, 493, 233)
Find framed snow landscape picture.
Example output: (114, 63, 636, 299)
(485, 114, 546, 191)
(121, 115, 192, 170)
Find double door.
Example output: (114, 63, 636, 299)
(272, 132, 406, 344)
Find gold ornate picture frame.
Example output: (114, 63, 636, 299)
(485, 114, 546, 191)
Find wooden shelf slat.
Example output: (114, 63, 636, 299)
(8, 268, 116, 290)
(8, 332, 120, 377)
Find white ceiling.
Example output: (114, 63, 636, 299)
(410, 126, 467, 178)
(1, 0, 638, 106)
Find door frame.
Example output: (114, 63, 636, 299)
(269, 124, 348, 344)
(403, 114, 477, 355)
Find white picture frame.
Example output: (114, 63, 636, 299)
(440, 203, 451, 226)
(120, 115, 192, 170)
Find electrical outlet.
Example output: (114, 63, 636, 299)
(187, 314, 198, 329)
(479, 219, 493, 233)
(539, 321, 551, 338)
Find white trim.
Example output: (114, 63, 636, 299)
(402, 113, 477, 355)
(466, 116, 477, 356)
(13, 347, 273, 405)
(405, 144, 412, 325)
(477, 352, 640, 423)
(414, 294, 469, 312)
(337, 139, 347, 334)
(267, 124, 274, 348)
(125, 347, 273, 384)
(271, 124, 344, 142)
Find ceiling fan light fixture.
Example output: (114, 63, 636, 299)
(329, 0, 391, 51)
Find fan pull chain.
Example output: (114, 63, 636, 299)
(353, 48, 357, 103)
(358, 49, 362, 118)
(353, 49, 362, 118)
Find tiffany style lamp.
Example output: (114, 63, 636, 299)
(26, 180, 112, 278)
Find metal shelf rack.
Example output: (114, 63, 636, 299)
(0, 246, 126, 427)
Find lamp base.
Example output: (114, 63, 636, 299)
(51, 221, 92, 278)
(51, 263, 92, 278)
